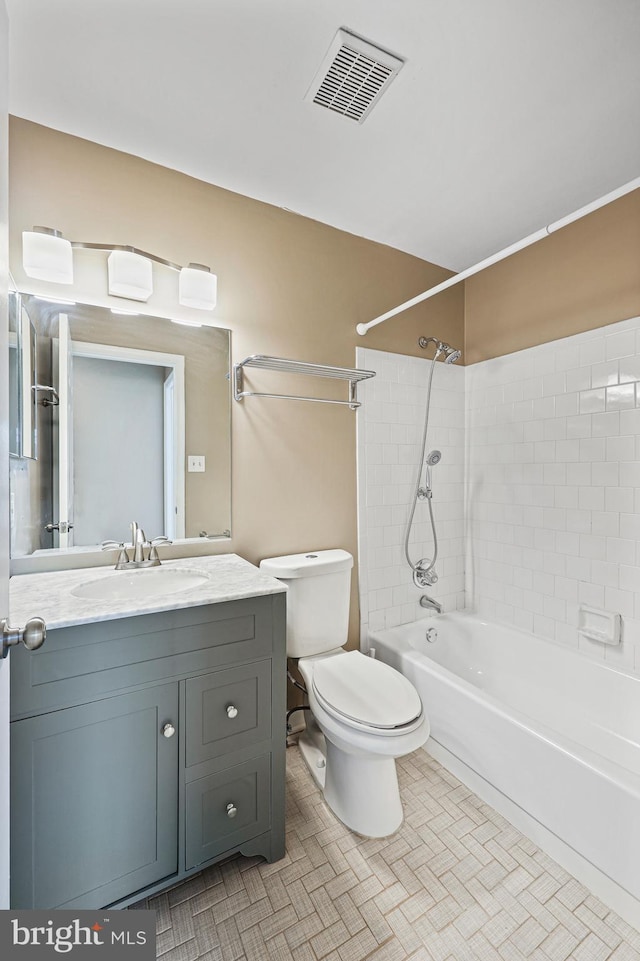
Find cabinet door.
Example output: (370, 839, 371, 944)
(11, 684, 179, 909)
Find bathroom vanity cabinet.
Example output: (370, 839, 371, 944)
(9, 592, 286, 909)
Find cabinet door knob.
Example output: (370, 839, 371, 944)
(226, 705, 238, 719)
(226, 802, 237, 818)
(162, 722, 176, 739)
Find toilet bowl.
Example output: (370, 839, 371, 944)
(260, 550, 430, 837)
(297, 649, 429, 836)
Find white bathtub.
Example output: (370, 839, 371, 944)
(370, 613, 640, 906)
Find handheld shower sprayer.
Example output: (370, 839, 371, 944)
(404, 336, 461, 594)
(419, 450, 442, 499)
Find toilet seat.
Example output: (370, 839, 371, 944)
(311, 650, 423, 734)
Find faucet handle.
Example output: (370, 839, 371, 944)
(101, 541, 130, 567)
(148, 537, 172, 565)
(116, 546, 130, 566)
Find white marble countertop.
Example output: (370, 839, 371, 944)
(9, 553, 286, 630)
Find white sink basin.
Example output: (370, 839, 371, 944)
(71, 568, 211, 601)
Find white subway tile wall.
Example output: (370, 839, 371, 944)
(357, 318, 640, 677)
(467, 315, 640, 676)
(356, 347, 466, 639)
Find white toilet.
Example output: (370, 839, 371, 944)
(260, 549, 430, 838)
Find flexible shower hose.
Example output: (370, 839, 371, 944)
(403, 352, 439, 575)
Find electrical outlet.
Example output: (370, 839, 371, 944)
(188, 455, 206, 473)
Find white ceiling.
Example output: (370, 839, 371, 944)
(6, 0, 640, 270)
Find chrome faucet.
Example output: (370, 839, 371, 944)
(101, 522, 172, 569)
(420, 594, 443, 614)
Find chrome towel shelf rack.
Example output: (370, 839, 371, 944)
(233, 355, 376, 409)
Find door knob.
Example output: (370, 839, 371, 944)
(226, 803, 237, 818)
(162, 722, 176, 738)
(226, 705, 238, 719)
(1, 617, 46, 659)
(45, 521, 74, 533)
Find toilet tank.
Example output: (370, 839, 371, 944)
(260, 550, 353, 657)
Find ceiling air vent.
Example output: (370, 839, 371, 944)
(305, 28, 405, 124)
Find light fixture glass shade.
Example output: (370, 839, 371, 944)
(107, 250, 153, 301)
(179, 263, 217, 310)
(22, 229, 74, 284)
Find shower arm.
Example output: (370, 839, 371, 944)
(355, 175, 640, 336)
(418, 337, 441, 355)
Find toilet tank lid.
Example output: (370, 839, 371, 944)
(260, 549, 353, 578)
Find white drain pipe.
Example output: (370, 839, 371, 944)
(356, 176, 640, 336)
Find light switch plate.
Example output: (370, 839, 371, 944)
(188, 455, 206, 473)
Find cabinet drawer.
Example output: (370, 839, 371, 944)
(185, 755, 270, 869)
(185, 660, 271, 766)
(11, 597, 277, 719)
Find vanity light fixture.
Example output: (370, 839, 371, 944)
(21, 227, 218, 312)
(178, 263, 217, 311)
(107, 250, 153, 302)
(22, 228, 74, 285)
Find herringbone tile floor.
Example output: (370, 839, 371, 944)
(133, 746, 640, 961)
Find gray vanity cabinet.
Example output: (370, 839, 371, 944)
(9, 593, 286, 909)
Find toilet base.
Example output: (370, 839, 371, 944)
(298, 720, 328, 790)
(298, 718, 404, 838)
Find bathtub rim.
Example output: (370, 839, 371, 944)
(369, 610, 640, 685)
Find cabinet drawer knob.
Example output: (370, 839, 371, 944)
(226, 705, 238, 719)
(226, 802, 237, 818)
(162, 722, 176, 739)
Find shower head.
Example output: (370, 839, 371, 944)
(418, 337, 462, 364)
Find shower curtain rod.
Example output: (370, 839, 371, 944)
(356, 175, 640, 336)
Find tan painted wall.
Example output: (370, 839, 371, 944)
(465, 190, 640, 364)
(8, 117, 464, 646)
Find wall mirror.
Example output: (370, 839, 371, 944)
(9, 292, 231, 558)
